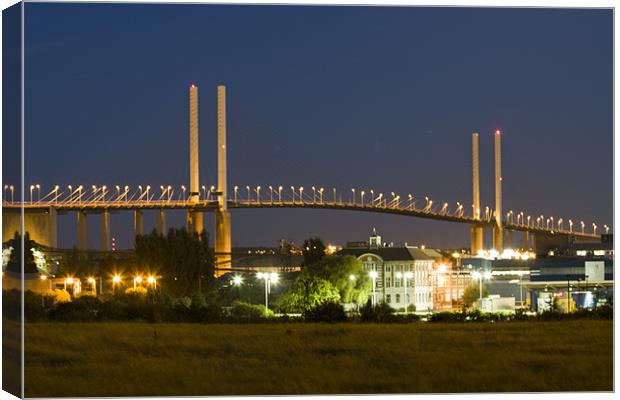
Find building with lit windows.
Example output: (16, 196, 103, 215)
(338, 230, 436, 312)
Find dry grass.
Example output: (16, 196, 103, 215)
(23, 320, 612, 397)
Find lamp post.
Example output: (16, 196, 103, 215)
(87, 277, 96, 295)
(147, 275, 157, 289)
(278, 186, 283, 202)
(112, 275, 121, 294)
(257, 272, 278, 309)
(233, 186, 238, 203)
(369, 270, 378, 306)
(269, 186, 273, 203)
(396, 271, 414, 314)
(134, 275, 142, 289)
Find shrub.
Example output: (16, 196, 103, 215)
(125, 286, 148, 296)
(304, 301, 347, 322)
(359, 300, 395, 323)
(230, 301, 274, 322)
(45, 289, 72, 304)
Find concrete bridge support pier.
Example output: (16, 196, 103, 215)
(156, 210, 166, 235)
(134, 210, 144, 237)
(77, 211, 87, 250)
(504, 229, 513, 250)
(101, 210, 110, 251)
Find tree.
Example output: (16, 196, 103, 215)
(278, 275, 340, 313)
(134, 228, 214, 297)
(6, 232, 38, 274)
(303, 255, 371, 305)
(302, 237, 326, 267)
(462, 282, 488, 307)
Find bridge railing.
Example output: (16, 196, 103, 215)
(2, 183, 606, 237)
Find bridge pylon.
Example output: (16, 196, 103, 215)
(214, 85, 232, 275)
(470, 132, 483, 254)
(187, 84, 204, 234)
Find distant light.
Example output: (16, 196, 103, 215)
(495, 129, 501, 135)
(65, 277, 74, 284)
(40, 275, 47, 281)
(87, 277, 96, 284)
(232, 275, 243, 286)
(135, 276, 143, 283)
(112, 275, 122, 283)
(147, 276, 156, 284)
(349, 274, 356, 281)
(270, 272, 279, 283)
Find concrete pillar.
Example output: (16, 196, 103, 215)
(470, 132, 483, 254)
(494, 129, 503, 252)
(134, 209, 143, 237)
(101, 210, 110, 251)
(504, 229, 512, 250)
(188, 84, 203, 233)
(156, 209, 166, 235)
(215, 85, 232, 275)
(186, 209, 204, 234)
(77, 211, 87, 250)
(523, 231, 530, 250)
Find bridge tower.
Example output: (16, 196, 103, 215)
(214, 85, 232, 275)
(187, 84, 204, 233)
(470, 132, 483, 254)
(493, 129, 504, 252)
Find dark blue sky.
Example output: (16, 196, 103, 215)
(17, 4, 613, 249)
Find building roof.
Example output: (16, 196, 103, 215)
(338, 246, 435, 261)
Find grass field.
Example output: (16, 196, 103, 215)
(20, 320, 612, 396)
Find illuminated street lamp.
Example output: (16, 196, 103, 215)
(278, 186, 283, 202)
(299, 187, 304, 203)
(112, 275, 122, 294)
(472, 270, 492, 304)
(581, 220, 585, 234)
(64, 277, 74, 291)
(257, 272, 278, 309)
(256, 186, 261, 202)
(604, 224, 609, 234)
(232, 275, 243, 286)
(30, 185, 35, 203)
(351, 188, 356, 205)
(408, 194, 414, 210)
(134, 275, 143, 289)
(569, 219, 573, 232)
(369, 270, 378, 306)
(592, 223, 597, 235)
(396, 271, 414, 314)
(87, 277, 97, 295)
(246, 185, 251, 201)
(234, 186, 239, 202)
(360, 191, 365, 206)
(269, 186, 273, 203)
(181, 185, 186, 201)
(291, 186, 295, 202)
(311, 186, 316, 202)
(147, 275, 157, 289)
(348, 274, 356, 282)
(319, 187, 324, 203)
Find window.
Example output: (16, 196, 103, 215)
(386, 294, 391, 303)
(386, 277, 391, 288)
(395, 278, 401, 288)
(386, 266, 391, 272)
(406, 294, 410, 303)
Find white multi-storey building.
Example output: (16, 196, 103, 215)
(339, 231, 436, 311)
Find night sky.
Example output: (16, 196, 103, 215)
(12, 4, 614, 250)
